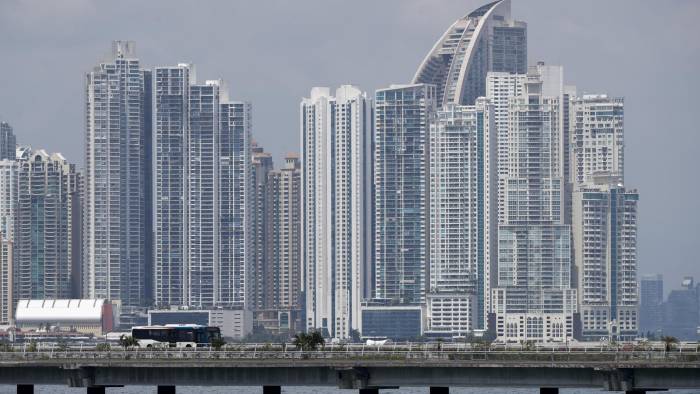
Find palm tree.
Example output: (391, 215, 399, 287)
(661, 336, 679, 352)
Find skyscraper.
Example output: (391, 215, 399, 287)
(492, 66, 576, 342)
(266, 155, 303, 331)
(301, 85, 373, 339)
(251, 144, 274, 311)
(154, 65, 251, 309)
(427, 100, 496, 336)
(639, 274, 664, 336)
(84, 41, 151, 307)
(572, 176, 639, 340)
(0, 159, 17, 324)
(374, 84, 437, 306)
(0, 122, 16, 161)
(14, 149, 81, 300)
(413, 0, 526, 106)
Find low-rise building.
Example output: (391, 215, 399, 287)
(14, 299, 117, 335)
(148, 308, 252, 340)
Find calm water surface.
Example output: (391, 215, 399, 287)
(1, 387, 698, 394)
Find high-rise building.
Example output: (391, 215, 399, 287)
(571, 95, 624, 187)
(373, 84, 437, 307)
(251, 144, 274, 311)
(301, 86, 373, 339)
(265, 155, 303, 332)
(572, 176, 639, 340)
(492, 66, 577, 342)
(486, 72, 526, 226)
(663, 277, 699, 340)
(84, 41, 151, 307)
(413, 0, 526, 106)
(0, 122, 17, 161)
(639, 274, 664, 336)
(154, 64, 251, 309)
(14, 149, 81, 301)
(0, 159, 17, 324)
(427, 100, 496, 336)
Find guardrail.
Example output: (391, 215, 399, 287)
(0, 346, 699, 363)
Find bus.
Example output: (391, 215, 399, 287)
(131, 324, 221, 348)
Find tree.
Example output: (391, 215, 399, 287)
(211, 337, 226, 351)
(119, 335, 139, 350)
(661, 336, 679, 352)
(293, 331, 325, 351)
(349, 329, 362, 343)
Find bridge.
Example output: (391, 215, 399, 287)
(0, 345, 699, 394)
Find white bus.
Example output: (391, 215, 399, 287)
(131, 324, 221, 348)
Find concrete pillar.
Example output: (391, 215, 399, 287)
(262, 386, 281, 394)
(86, 387, 105, 394)
(430, 387, 449, 394)
(540, 388, 559, 394)
(158, 386, 176, 394)
(17, 385, 33, 394)
(359, 389, 379, 394)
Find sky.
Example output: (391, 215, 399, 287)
(0, 0, 698, 293)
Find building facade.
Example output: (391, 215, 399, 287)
(572, 177, 639, 340)
(0, 160, 17, 324)
(571, 95, 624, 186)
(154, 64, 251, 310)
(14, 149, 81, 301)
(0, 123, 16, 161)
(413, 0, 526, 106)
(639, 274, 663, 336)
(374, 84, 436, 307)
(427, 101, 496, 336)
(250, 144, 274, 311)
(301, 86, 372, 339)
(492, 66, 576, 342)
(84, 41, 151, 307)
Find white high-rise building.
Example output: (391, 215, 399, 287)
(486, 72, 526, 225)
(492, 65, 577, 343)
(301, 85, 372, 339)
(427, 100, 497, 336)
(413, 0, 527, 106)
(154, 64, 251, 309)
(571, 95, 624, 187)
(0, 160, 17, 324)
(84, 41, 151, 307)
(573, 176, 638, 340)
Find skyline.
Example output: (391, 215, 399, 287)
(0, 0, 699, 291)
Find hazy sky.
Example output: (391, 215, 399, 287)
(0, 0, 698, 292)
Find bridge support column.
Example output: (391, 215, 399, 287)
(86, 387, 105, 394)
(540, 388, 558, 394)
(158, 386, 176, 394)
(430, 387, 449, 394)
(17, 385, 33, 394)
(262, 386, 280, 394)
(359, 389, 379, 394)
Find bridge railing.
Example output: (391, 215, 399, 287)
(0, 344, 698, 363)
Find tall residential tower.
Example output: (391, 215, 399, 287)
(301, 86, 373, 339)
(84, 41, 151, 307)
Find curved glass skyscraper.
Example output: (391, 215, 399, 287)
(412, 0, 526, 106)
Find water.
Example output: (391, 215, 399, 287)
(0, 387, 698, 394)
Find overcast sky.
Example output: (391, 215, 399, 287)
(0, 0, 698, 292)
